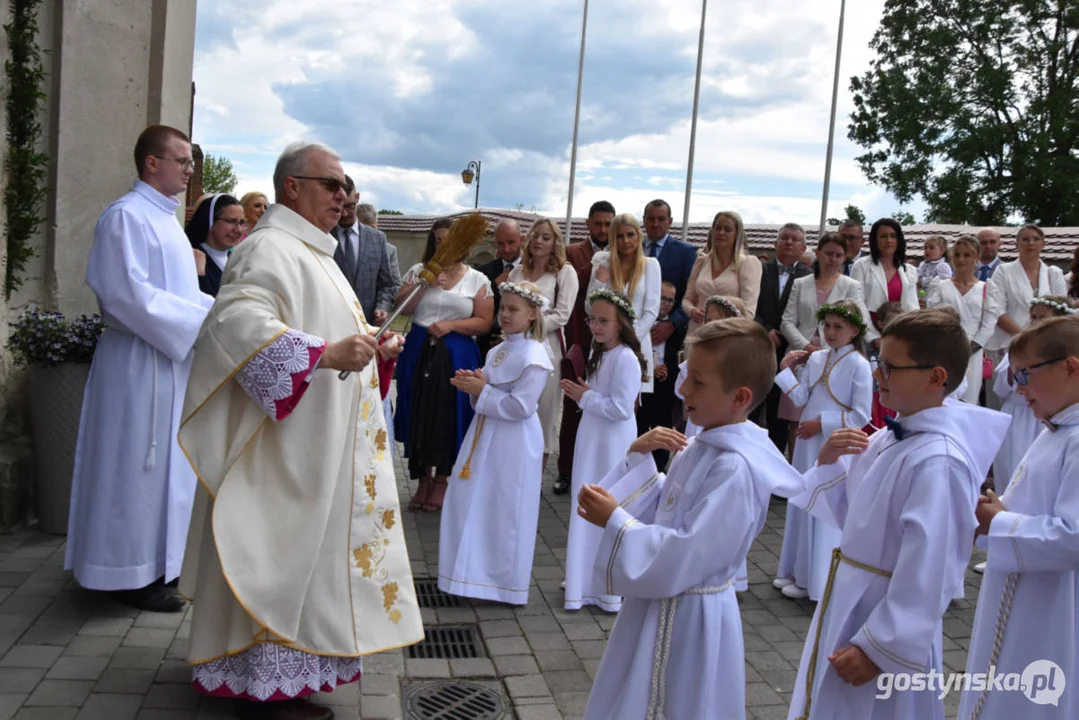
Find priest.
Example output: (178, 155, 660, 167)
(65, 124, 214, 613)
(178, 141, 422, 720)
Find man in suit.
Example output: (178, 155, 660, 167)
(753, 222, 810, 453)
(332, 176, 400, 325)
(839, 220, 865, 276)
(475, 219, 522, 359)
(554, 200, 615, 494)
(638, 199, 698, 452)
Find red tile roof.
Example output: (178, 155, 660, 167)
(378, 208, 1079, 263)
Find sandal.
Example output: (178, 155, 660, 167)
(408, 479, 432, 511)
(422, 479, 448, 512)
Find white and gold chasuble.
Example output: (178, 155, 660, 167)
(178, 205, 422, 664)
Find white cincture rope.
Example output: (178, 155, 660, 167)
(645, 577, 736, 720)
(144, 349, 158, 471)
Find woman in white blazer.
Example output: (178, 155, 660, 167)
(781, 233, 871, 351)
(850, 218, 920, 346)
(985, 224, 1068, 354)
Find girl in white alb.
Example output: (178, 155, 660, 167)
(772, 300, 873, 600)
(561, 289, 647, 612)
(438, 283, 553, 605)
(992, 296, 1079, 492)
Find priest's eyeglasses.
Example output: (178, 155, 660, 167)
(877, 359, 935, 380)
(292, 176, 348, 194)
(1013, 357, 1066, 386)
(153, 155, 195, 171)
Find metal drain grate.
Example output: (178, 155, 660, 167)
(404, 680, 505, 720)
(407, 625, 483, 659)
(413, 577, 464, 608)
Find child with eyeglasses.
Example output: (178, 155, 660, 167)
(960, 314, 1079, 720)
(785, 308, 1009, 720)
(990, 296, 1079, 496)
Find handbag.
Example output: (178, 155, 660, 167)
(979, 282, 993, 379)
(561, 344, 586, 382)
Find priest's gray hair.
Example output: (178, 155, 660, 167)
(273, 142, 340, 200)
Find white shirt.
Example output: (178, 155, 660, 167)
(201, 244, 229, 271)
(404, 264, 492, 328)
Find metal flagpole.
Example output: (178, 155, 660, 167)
(818, 0, 847, 237)
(565, 0, 589, 243)
(682, 0, 708, 241)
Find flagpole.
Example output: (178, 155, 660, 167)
(565, 0, 589, 243)
(818, 0, 846, 237)
(682, 0, 708, 241)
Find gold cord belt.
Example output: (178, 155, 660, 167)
(795, 547, 893, 720)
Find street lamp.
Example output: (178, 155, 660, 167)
(461, 160, 481, 209)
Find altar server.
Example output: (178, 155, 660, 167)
(786, 309, 1008, 720)
(65, 125, 214, 613)
(439, 282, 552, 605)
(960, 315, 1079, 719)
(577, 318, 807, 720)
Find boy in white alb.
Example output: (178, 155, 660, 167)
(575, 319, 808, 720)
(959, 315, 1079, 719)
(786, 309, 1009, 720)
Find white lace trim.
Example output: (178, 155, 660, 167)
(193, 643, 362, 701)
(236, 329, 325, 418)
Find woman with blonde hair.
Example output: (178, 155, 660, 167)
(508, 218, 579, 468)
(240, 192, 269, 234)
(682, 210, 763, 330)
(584, 213, 661, 393)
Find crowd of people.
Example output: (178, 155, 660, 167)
(57, 123, 1079, 720)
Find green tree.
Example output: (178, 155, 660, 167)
(827, 204, 867, 227)
(891, 210, 918, 226)
(378, 209, 403, 215)
(848, 1, 1079, 226)
(202, 154, 238, 194)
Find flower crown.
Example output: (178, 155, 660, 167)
(588, 287, 636, 321)
(704, 296, 744, 319)
(499, 282, 550, 311)
(1030, 297, 1079, 315)
(816, 302, 867, 335)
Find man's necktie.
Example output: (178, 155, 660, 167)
(343, 229, 358, 278)
(978, 266, 991, 282)
(778, 265, 793, 297)
(648, 242, 659, 258)
(884, 416, 906, 440)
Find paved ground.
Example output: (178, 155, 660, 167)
(0, 447, 986, 719)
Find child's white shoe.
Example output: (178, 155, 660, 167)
(972, 561, 986, 574)
(781, 584, 809, 599)
(772, 577, 794, 590)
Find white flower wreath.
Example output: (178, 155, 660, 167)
(1030, 297, 1079, 315)
(499, 282, 550, 311)
(588, 287, 637, 321)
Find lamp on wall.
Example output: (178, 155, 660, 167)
(461, 160, 481, 209)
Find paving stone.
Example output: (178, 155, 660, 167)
(93, 669, 155, 695)
(153, 661, 191, 685)
(359, 673, 398, 696)
(45, 658, 108, 682)
(13, 709, 78, 720)
(133, 710, 195, 719)
(60, 638, 121, 659)
(478, 620, 521, 639)
(75, 692, 142, 720)
(23, 680, 94, 707)
(0, 647, 63, 670)
(361, 653, 404, 675)
(131, 614, 184, 631)
(359, 694, 403, 720)
(532, 651, 582, 673)
(559, 623, 604, 642)
(541, 671, 592, 695)
(552, 691, 590, 717)
(403, 659, 450, 679)
(0, 669, 46, 695)
(120, 630, 175, 650)
(516, 617, 561, 634)
(141, 683, 199, 710)
(485, 636, 530, 656)
(505, 674, 551, 700)
(77, 619, 132, 639)
(515, 704, 563, 720)
(107, 648, 164, 671)
(568, 641, 605, 660)
(492, 655, 540, 676)
(746, 681, 786, 706)
(0, 694, 26, 720)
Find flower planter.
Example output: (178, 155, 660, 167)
(29, 363, 89, 534)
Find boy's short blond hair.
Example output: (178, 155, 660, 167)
(1010, 316, 1079, 363)
(684, 318, 775, 411)
(880, 308, 969, 393)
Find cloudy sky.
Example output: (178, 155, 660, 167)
(192, 0, 924, 225)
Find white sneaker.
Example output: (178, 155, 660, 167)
(781, 584, 809, 599)
(972, 561, 986, 574)
(772, 577, 794, 590)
